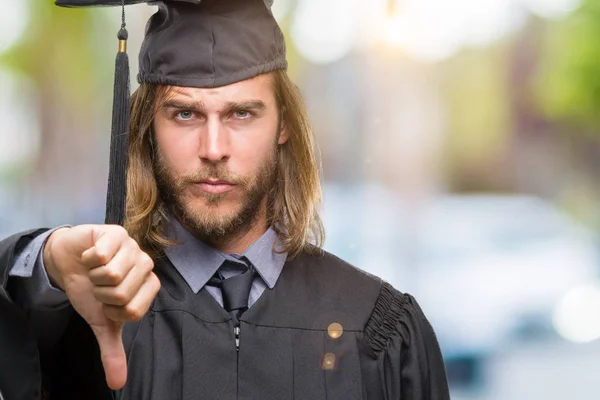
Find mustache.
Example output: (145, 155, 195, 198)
(176, 165, 246, 187)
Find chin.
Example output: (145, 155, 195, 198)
(185, 200, 241, 223)
(187, 186, 239, 204)
(191, 195, 238, 211)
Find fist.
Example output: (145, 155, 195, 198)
(44, 224, 161, 389)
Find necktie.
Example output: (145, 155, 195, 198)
(209, 260, 257, 327)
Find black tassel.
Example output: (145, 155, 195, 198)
(105, 26, 130, 226)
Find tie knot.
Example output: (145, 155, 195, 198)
(216, 262, 256, 314)
(220, 258, 249, 275)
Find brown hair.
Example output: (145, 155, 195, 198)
(124, 69, 325, 258)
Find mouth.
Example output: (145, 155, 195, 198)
(192, 179, 236, 195)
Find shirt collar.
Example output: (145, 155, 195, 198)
(163, 218, 288, 294)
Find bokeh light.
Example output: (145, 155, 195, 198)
(524, 0, 581, 19)
(553, 283, 600, 343)
(0, 68, 40, 168)
(0, 2, 29, 54)
(290, 0, 359, 64)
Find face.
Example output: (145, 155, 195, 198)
(153, 74, 288, 242)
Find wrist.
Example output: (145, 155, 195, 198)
(43, 227, 70, 290)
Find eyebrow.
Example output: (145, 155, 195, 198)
(161, 99, 205, 112)
(160, 99, 267, 114)
(223, 100, 267, 113)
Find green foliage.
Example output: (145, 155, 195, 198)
(0, 0, 114, 104)
(534, 0, 600, 128)
(439, 44, 513, 166)
(0, 1, 115, 185)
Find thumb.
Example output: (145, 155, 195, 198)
(92, 321, 128, 390)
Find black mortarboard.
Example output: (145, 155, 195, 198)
(55, 0, 287, 226)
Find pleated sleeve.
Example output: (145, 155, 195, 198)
(364, 282, 450, 400)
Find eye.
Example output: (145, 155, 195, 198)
(233, 110, 252, 119)
(176, 110, 194, 120)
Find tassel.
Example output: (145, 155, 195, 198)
(105, 20, 130, 225)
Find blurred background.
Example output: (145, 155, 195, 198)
(2, 0, 600, 398)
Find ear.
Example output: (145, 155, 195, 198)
(277, 117, 289, 145)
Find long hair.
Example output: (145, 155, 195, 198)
(124, 69, 325, 258)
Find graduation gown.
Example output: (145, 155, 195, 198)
(0, 230, 450, 400)
(0, 230, 47, 400)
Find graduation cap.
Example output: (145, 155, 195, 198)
(55, 0, 287, 226)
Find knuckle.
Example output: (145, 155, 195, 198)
(92, 286, 105, 302)
(115, 224, 128, 236)
(128, 237, 140, 248)
(104, 267, 124, 284)
(139, 254, 154, 272)
(124, 304, 144, 321)
(149, 274, 161, 294)
(112, 287, 130, 305)
(109, 225, 129, 240)
(93, 250, 112, 265)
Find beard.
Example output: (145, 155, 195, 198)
(154, 142, 278, 244)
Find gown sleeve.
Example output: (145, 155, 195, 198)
(2, 228, 73, 352)
(1, 229, 49, 299)
(364, 282, 451, 400)
(0, 229, 50, 400)
(0, 229, 113, 400)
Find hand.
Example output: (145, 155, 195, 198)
(43, 225, 160, 390)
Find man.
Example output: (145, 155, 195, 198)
(0, 0, 450, 399)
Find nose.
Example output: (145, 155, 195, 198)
(198, 118, 230, 163)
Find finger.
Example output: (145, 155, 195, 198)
(103, 272, 161, 322)
(88, 241, 141, 286)
(91, 320, 128, 390)
(93, 254, 154, 305)
(81, 236, 123, 269)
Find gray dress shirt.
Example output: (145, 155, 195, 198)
(163, 219, 288, 308)
(10, 227, 71, 310)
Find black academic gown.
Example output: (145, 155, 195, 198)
(1, 230, 46, 400)
(1, 230, 112, 400)
(0, 230, 450, 400)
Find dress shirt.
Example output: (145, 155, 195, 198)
(10, 227, 70, 310)
(163, 218, 288, 308)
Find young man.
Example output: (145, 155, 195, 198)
(0, 0, 450, 399)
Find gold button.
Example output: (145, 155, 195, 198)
(328, 322, 343, 339)
(321, 353, 336, 370)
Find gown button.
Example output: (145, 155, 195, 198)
(328, 322, 343, 339)
(321, 353, 337, 370)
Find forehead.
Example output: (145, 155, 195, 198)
(166, 73, 276, 105)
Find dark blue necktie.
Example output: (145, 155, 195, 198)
(209, 260, 257, 327)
